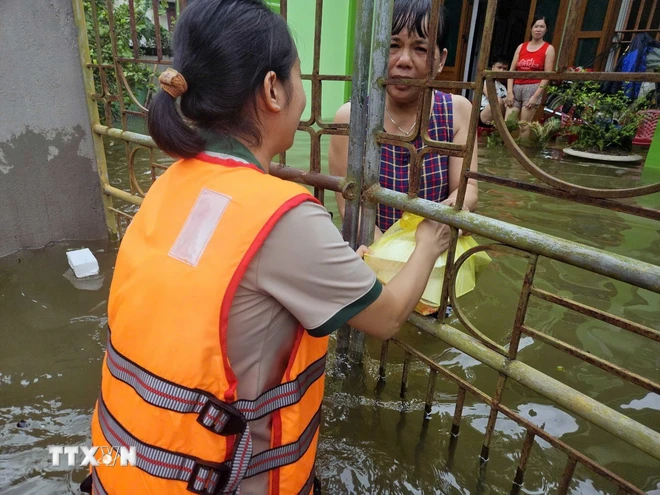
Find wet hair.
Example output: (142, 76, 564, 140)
(532, 15, 549, 29)
(490, 54, 509, 67)
(148, 0, 298, 158)
(392, 0, 448, 50)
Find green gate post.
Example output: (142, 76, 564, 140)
(337, 0, 378, 357)
(347, 0, 394, 363)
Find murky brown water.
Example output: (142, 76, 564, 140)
(1, 137, 659, 494)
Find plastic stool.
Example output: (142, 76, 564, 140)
(478, 126, 494, 137)
(633, 109, 660, 147)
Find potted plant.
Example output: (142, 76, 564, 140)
(547, 81, 649, 162)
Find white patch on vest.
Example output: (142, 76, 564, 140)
(169, 189, 231, 266)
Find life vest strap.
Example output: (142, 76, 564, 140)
(97, 394, 251, 494)
(300, 465, 317, 495)
(105, 328, 325, 430)
(89, 461, 317, 495)
(92, 468, 109, 495)
(243, 407, 320, 479)
(96, 394, 321, 493)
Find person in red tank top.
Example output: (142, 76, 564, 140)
(505, 15, 556, 136)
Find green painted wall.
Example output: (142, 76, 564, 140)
(269, 0, 353, 121)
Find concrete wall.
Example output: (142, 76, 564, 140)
(0, 0, 107, 258)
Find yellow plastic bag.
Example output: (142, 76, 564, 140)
(364, 213, 491, 315)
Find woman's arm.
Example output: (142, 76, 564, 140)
(329, 102, 384, 240)
(328, 102, 351, 219)
(526, 44, 556, 108)
(446, 95, 478, 210)
(261, 201, 451, 342)
(349, 218, 451, 339)
(506, 45, 522, 107)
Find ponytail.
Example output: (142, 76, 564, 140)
(148, 90, 205, 159)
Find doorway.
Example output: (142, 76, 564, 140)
(492, 0, 532, 63)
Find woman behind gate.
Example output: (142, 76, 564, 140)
(85, 0, 452, 494)
(329, 0, 479, 241)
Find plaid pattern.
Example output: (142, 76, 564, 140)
(377, 91, 453, 231)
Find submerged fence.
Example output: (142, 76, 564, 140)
(74, 0, 660, 492)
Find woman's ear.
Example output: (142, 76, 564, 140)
(436, 48, 448, 74)
(261, 71, 282, 113)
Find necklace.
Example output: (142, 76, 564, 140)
(386, 108, 416, 135)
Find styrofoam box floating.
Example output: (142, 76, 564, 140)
(66, 248, 100, 278)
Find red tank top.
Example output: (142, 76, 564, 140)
(514, 42, 549, 85)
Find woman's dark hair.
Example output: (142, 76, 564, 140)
(392, 0, 448, 50)
(532, 15, 549, 29)
(148, 0, 298, 158)
(491, 54, 510, 66)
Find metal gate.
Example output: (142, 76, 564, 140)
(73, 0, 660, 492)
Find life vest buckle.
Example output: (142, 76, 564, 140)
(197, 395, 247, 436)
(186, 459, 231, 495)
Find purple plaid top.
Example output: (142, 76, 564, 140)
(377, 91, 453, 231)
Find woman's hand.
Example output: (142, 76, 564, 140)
(415, 219, 452, 259)
(356, 245, 371, 258)
(525, 94, 541, 109)
(505, 94, 514, 108)
(440, 198, 472, 236)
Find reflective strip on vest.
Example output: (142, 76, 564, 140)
(105, 330, 326, 428)
(97, 395, 251, 494)
(243, 407, 320, 479)
(91, 462, 316, 495)
(96, 396, 321, 492)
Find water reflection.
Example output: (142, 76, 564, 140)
(621, 393, 660, 411)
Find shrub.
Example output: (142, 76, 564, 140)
(486, 116, 522, 148)
(547, 81, 649, 153)
(523, 118, 562, 149)
(84, 0, 172, 121)
(485, 115, 561, 150)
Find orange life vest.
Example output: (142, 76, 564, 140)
(89, 150, 328, 494)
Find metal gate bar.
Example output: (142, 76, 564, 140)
(386, 333, 648, 495)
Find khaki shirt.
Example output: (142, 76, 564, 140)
(227, 201, 381, 493)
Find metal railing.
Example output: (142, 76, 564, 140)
(73, 0, 660, 492)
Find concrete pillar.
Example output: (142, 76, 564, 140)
(0, 0, 107, 258)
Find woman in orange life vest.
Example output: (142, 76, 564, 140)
(505, 15, 556, 134)
(85, 1, 452, 494)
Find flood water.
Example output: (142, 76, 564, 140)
(1, 135, 659, 494)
